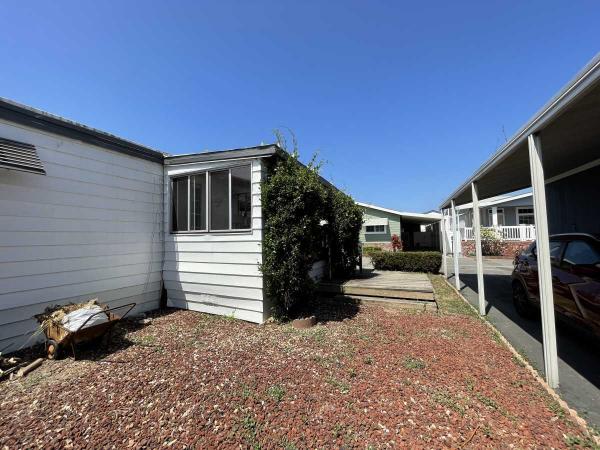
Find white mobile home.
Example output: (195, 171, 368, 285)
(0, 98, 299, 351)
(162, 148, 276, 324)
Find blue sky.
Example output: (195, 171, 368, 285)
(1, 1, 598, 211)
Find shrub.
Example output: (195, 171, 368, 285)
(362, 246, 383, 257)
(481, 228, 503, 256)
(371, 251, 442, 273)
(327, 188, 364, 278)
(261, 132, 363, 320)
(391, 234, 403, 252)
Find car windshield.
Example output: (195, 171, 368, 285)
(563, 240, 600, 266)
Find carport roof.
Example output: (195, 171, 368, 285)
(440, 52, 600, 209)
(357, 202, 442, 224)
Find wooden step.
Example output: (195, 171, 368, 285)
(318, 282, 435, 301)
(334, 294, 438, 311)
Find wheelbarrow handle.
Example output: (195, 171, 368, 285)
(74, 302, 137, 333)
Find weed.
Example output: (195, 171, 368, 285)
(312, 328, 326, 343)
(332, 423, 344, 438)
(489, 329, 505, 347)
(510, 379, 525, 389)
(563, 433, 583, 447)
(547, 398, 566, 420)
(475, 392, 499, 410)
(348, 368, 357, 378)
(241, 414, 260, 449)
(327, 377, 350, 394)
(134, 334, 157, 346)
(512, 354, 526, 368)
(431, 389, 465, 416)
(241, 384, 254, 400)
(465, 377, 475, 392)
(482, 424, 493, 438)
(364, 356, 373, 365)
(428, 274, 478, 317)
(280, 438, 298, 450)
(267, 384, 285, 402)
(403, 356, 426, 370)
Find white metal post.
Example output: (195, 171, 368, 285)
(440, 212, 448, 277)
(471, 182, 486, 315)
(451, 199, 460, 290)
(528, 133, 559, 388)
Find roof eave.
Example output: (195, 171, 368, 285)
(0, 97, 166, 163)
(439, 52, 600, 210)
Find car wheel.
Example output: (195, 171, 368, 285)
(513, 281, 535, 319)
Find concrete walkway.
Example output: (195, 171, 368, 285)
(446, 256, 600, 429)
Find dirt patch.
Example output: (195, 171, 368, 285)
(0, 292, 595, 448)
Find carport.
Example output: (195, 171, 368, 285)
(440, 53, 600, 389)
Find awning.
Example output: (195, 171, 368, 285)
(0, 137, 45, 175)
(364, 218, 389, 226)
(440, 52, 600, 208)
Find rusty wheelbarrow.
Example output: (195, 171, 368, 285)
(41, 303, 136, 360)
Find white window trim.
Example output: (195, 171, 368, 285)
(365, 224, 387, 234)
(516, 207, 535, 225)
(487, 207, 505, 226)
(170, 163, 252, 234)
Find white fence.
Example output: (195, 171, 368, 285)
(462, 225, 536, 241)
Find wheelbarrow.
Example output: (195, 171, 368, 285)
(41, 303, 136, 360)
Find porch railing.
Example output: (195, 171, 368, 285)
(462, 225, 536, 241)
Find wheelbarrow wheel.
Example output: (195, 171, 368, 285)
(46, 339, 60, 360)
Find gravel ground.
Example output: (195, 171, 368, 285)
(1, 276, 595, 449)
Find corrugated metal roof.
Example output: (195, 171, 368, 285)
(439, 52, 600, 209)
(0, 137, 45, 175)
(0, 97, 167, 163)
(164, 144, 280, 165)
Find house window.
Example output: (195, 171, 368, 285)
(171, 165, 251, 232)
(487, 208, 505, 226)
(517, 207, 535, 225)
(365, 225, 386, 234)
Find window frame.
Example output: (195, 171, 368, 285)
(365, 224, 386, 234)
(487, 207, 505, 226)
(170, 163, 253, 234)
(516, 207, 535, 226)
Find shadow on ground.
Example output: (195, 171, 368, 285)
(459, 272, 600, 390)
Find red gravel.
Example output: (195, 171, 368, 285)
(0, 295, 591, 448)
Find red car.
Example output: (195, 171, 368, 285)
(512, 233, 600, 336)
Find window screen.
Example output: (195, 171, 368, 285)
(191, 173, 207, 230)
(231, 166, 251, 229)
(210, 170, 230, 230)
(171, 165, 252, 232)
(172, 177, 188, 232)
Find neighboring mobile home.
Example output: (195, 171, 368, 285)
(357, 202, 441, 250)
(0, 98, 323, 351)
(457, 192, 536, 241)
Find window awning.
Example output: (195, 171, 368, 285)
(364, 218, 389, 226)
(0, 137, 45, 175)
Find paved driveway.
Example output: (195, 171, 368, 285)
(447, 256, 600, 429)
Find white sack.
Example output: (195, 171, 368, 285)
(61, 305, 108, 332)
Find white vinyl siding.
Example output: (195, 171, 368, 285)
(0, 119, 164, 351)
(163, 158, 265, 323)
